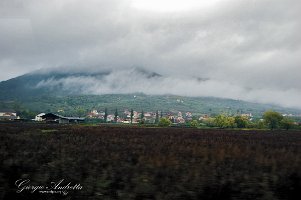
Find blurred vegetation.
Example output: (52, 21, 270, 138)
(193, 111, 300, 131)
(280, 117, 295, 130)
(0, 124, 300, 199)
(190, 120, 199, 128)
(158, 118, 172, 127)
(214, 114, 236, 128)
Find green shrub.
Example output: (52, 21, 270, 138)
(158, 117, 172, 127)
(214, 114, 236, 128)
(280, 117, 295, 130)
(190, 120, 199, 128)
(235, 116, 249, 128)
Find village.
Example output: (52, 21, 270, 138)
(86, 109, 196, 124)
(0, 108, 262, 125)
(1, 108, 300, 129)
(0, 108, 251, 124)
(0, 109, 201, 124)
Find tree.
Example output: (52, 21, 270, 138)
(155, 110, 159, 124)
(280, 117, 294, 130)
(114, 108, 118, 123)
(204, 117, 215, 127)
(235, 116, 248, 128)
(104, 108, 108, 123)
(140, 110, 145, 124)
(158, 117, 171, 127)
(256, 120, 266, 129)
(226, 116, 236, 128)
(76, 108, 86, 117)
(214, 114, 236, 128)
(263, 110, 283, 130)
(18, 109, 36, 119)
(130, 109, 134, 124)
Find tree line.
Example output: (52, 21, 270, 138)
(203, 110, 296, 130)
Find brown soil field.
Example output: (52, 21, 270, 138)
(0, 123, 301, 200)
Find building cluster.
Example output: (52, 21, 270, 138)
(39, 113, 85, 124)
(282, 113, 301, 117)
(87, 109, 157, 124)
(0, 108, 257, 124)
(0, 110, 19, 120)
(87, 109, 207, 124)
(0, 110, 84, 124)
(166, 111, 192, 124)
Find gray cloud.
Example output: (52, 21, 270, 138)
(0, 0, 300, 108)
(35, 68, 301, 109)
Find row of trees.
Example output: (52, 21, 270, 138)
(156, 111, 297, 130)
(208, 111, 295, 130)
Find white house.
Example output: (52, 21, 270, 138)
(107, 115, 115, 122)
(0, 110, 18, 120)
(35, 113, 46, 121)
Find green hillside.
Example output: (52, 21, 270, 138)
(0, 70, 300, 118)
(1, 94, 300, 118)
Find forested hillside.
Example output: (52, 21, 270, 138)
(0, 70, 300, 118)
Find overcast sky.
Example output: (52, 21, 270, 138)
(0, 0, 301, 108)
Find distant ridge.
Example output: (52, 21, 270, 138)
(0, 68, 300, 117)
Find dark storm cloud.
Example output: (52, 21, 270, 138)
(0, 0, 300, 108)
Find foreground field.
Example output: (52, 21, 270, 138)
(0, 123, 300, 200)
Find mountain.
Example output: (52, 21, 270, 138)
(0, 70, 109, 100)
(0, 67, 163, 100)
(1, 68, 300, 117)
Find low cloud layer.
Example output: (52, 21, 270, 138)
(1, 0, 301, 108)
(35, 68, 301, 109)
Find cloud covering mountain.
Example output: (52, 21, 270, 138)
(0, 0, 301, 108)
